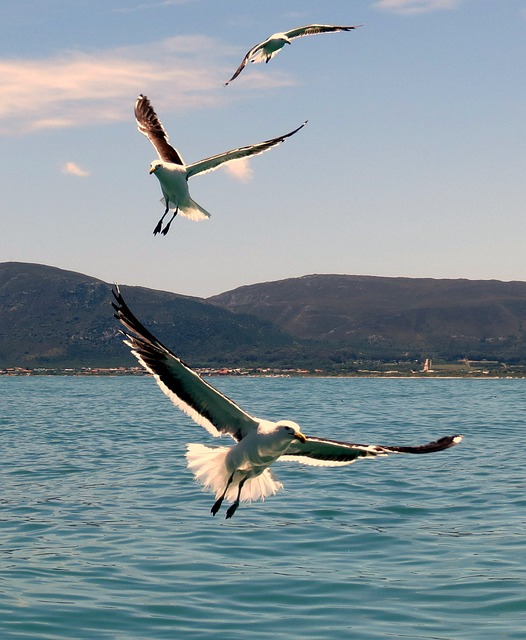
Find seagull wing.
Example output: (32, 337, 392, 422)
(224, 41, 265, 85)
(112, 287, 259, 441)
(134, 94, 185, 165)
(281, 434, 463, 467)
(284, 24, 362, 40)
(186, 121, 306, 178)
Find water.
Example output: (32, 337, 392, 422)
(1, 376, 524, 639)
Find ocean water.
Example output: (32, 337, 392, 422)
(1, 376, 524, 639)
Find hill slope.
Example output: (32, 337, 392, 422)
(208, 274, 526, 361)
(2, 263, 526, 368)
(0, 262, 298, 368)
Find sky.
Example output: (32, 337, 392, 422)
(1, 0, 524, 298)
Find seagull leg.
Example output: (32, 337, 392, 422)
(161, 207, 178, 236)
(225, 476, 248, 520)
(153, 202, 170, 235)
(211, 471, 235, 516)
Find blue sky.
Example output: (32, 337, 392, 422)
(1, 0, 524, 297)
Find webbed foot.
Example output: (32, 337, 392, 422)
(211, 497, 224, 516)
(225, 501, 240, 519)
(161, 222, 172, 236)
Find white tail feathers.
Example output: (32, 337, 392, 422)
(186, 444, 231, 497)
(186, 443, 283, 503)
(162, 197, 211, 221)
(181, 198, 211, 221)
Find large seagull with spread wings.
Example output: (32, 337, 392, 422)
(225, 23, 362, 85)
(112, 287, 462, 519)
(134, 94, 306, 235)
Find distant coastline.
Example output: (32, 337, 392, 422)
(2, 365, 525, 379)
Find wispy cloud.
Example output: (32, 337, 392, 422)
(62, 162, 90, 177)
(372, 0, 462, 14)
(222, 158, 254, 183)
(0, 36, 288, 136)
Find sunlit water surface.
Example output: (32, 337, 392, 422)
(1, 376, 525, 639)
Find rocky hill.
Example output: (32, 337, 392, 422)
(1, 263, 526, 369)
(208, 274, 526, 361)
(0, 262, 298, 368)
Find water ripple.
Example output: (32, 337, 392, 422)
(1, 377, 525, 639)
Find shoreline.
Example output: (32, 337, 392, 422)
(1, 366, 525, 379)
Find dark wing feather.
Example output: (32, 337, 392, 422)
(284, 24, 362, 40)
(134, 94, 185, 165)
(224, 41, 263, 85)
(281, 434, 463, 467)
(186, 121, 307, 178)
(112, 287, 258, 441)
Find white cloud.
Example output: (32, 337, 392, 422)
(0, 37, 289, 136)
(222, 157, 254, 183)
(372, 0, 461, 14)
(62, 162, 90, 177)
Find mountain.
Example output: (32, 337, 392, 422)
(0, 262, 299, 369)
(208, 274, 526, 361)
(1, 263, 526, 369)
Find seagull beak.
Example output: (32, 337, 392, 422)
(149, 166, 156, 174)
(294, 430, 307, 443)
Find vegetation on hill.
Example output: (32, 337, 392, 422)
(0, 262, 301, 369)
(1, 262, 526, 371)
(209, 274, 526, 363)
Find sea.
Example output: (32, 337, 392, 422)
(1, 376, 524, 639)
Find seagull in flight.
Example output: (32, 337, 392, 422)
(134, 94, 306, 235)
(225, 23, 362, 85)
(112, 287, 462, 519)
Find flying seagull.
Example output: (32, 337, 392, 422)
(134, 94, 306, 235)
(225, 23, 362, 85)
(112, 287, 462, 519)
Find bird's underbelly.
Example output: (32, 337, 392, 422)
(226, 443, 285, 479)
(157, 170, 189, 206)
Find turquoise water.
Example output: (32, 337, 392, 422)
(1, 376, 524, 639)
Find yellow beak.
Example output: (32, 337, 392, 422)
(294, 430, 307, 443)
(149, 166, 156, 174)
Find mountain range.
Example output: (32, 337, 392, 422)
(1, 261, 525, 369)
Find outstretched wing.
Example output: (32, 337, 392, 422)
(281, 434, 463, 467)
(284, 24, 362, 40)
(112, 287, 259, 441)
(134, 94, 185, 165)
(186, 121, 306, 178)
(224, 41, 265, 85)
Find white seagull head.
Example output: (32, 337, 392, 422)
(274, 420, 307, 443)
(148, 159, 165, 175)
(275, 34, 291, 45)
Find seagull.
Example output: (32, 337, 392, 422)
(134, 94, 306, 235)
(225, 24, 362, 85)
(112, 287, 463, 519)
